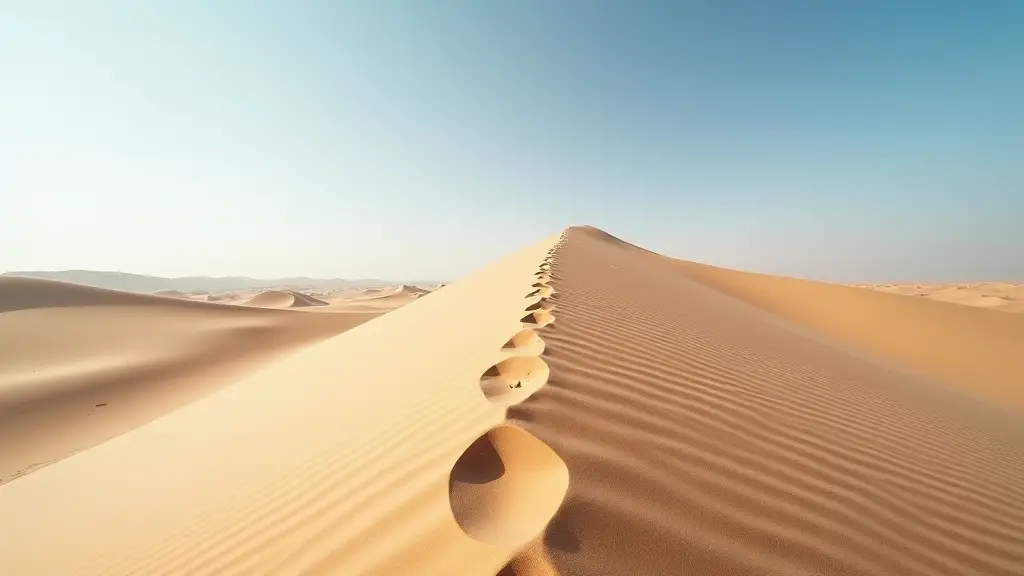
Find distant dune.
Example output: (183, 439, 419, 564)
(2, 227, 1022, 575)
(854, 282, 1024, 313)
(355, 284, 430, 300)
(0, 277, 397, 485)
(0, 270, 447, 295)
(671, 259, 1024, 408)
(391, 284, 431, 298)
(242, 290, 330, 309)
(152, 289, 187, 298)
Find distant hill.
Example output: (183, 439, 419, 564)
(0, 270, 445, 294)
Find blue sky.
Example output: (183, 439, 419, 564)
(2, 1, 1022, 282)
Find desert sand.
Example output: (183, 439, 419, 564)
(240, 290, 331, 308)
(1, 226, 1023, 575)
(854, 282, 1024, 313)
(0, 279, 413, 485)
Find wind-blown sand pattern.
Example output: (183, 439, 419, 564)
(2, 227, 1023, 575)
(507, 227, 1024, 575)
(670, 259, 1024, 408)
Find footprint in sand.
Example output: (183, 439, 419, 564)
(502, 328, 546, 357)
(449, 252, 565, 557)
(479, 356, 550, 406)
(448, 425, 568, 548)
(520, 310, 555, 328)
(525, 285, 554, 299)
(524, 299, 554, 313)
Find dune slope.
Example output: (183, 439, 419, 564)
(0, 235, 562, 575)
(505, 226, 1024, 575)
(669, 259, 1024, 408)
(0, 278, 379, 484)
(2, 227, 1023, 576)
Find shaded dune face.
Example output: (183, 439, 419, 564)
(507, 226, 1024, 576)
(448, 425, 569, 548)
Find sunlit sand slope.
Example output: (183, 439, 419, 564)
(4, 228, 1022, 576)
(505, 226, 1024, 576)
(242, 290, 330, 308)
(671, 259, 1024, 408)
(0, 234, 562, 575)
(0, 277, 378, 484)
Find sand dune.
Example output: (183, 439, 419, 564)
(356, 284, 431, 300)
(205, 292, 242, 303)
(505, 227, 1024, 575)
(0, 235, 562, 575)
(2, 227, 1023, 575)
(242, 290, 330, 308)
(0, 275, 230, 313)
(0, 277, 381, 484)
(153, 289, 188, 298)
(303, 284, 438, 313)
(670, 259, 1024, 408)
(855, 282, 1024, 313)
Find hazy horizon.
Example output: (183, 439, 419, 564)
(3, 1, 1022, 283)
(1, 269, 448, 283)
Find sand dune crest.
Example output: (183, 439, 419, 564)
(505, 225, 1024, 575)
(526, 285, 554, 299)
(454, 246, 568, 562)
(520, 310, 555, 328)
(524, 299, 554, 312)
(0, 232, 564, 575)
(242, 290, 329, 308)
(0, 276, 218, 313)
(4, 226, 1022, 575)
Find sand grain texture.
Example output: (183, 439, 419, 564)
(670, 260, 1024, 408)
(505, 227, 1024, 575)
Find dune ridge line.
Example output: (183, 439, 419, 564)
(501, 226, 1024, 575)
(0, 232, 565, 575)
(452, 237, 568, 568)
(4, 227, 1023, 575)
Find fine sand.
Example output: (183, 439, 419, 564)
(2, 227, 1023, 575)
(0, 278, 401, 485)
(854, 282, 1024, 313)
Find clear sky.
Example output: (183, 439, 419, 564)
(2, 1, 1022, 282)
